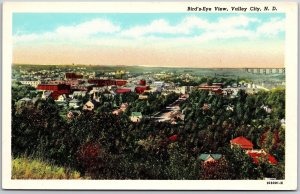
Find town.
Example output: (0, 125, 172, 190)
(12, 64, 285, 180)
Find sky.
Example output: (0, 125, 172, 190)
(13, 13, 285, 68)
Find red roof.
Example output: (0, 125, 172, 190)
(50, 91, 62, 100)
(247, 152, 278, 165)
(212, 88, 223, 94)
(65, 73, 83, 79)
(168, 135, 178, 141)
(135, 86, 150, 94)
(230, 136, 253, 149)
(116, 88, 131, 94)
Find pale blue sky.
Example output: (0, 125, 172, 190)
(13, 13, 285, 38)
(12, 13, 286, 67)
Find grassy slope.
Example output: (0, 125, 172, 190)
(12, 157, 82, 179)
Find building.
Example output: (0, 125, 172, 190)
(230, 136, 253, 150)
(139, 95, 148, 100)
(67, 110, 81, 119)
(209, 88, 223, 95)
(56, 94, 67, 102)
(69, 99, 81, 109)
(261, 105, 272, 113)
(202, 103, 211, 110)
(115, 80, 127, 86)
(139, 79, 146, 86)
(112, 109, 123, 115)
(116, 88, 132, 94)
(198, 154, 223, 164)
(225, 105, 234, 112)
(17, 97, 33, 106)
(168, 134, 178, 141)
(153, 81, 164, 87)
(37, 84, 71, 94)
(83, 100, 97, 111)
(42, 91, 52, 99)
(135, 86, 150, 94)
(72, 83, 95, 91)
(246, 149, 278, 165)
(72, 91, 87, 98)
(120, 103, 128, 111)
(198, 84, 220, 91)
(65, 72, 83, 80)
(88, 79, 116, 87)
(48, 80, 84, 87)
(130, 112, 143, 122)
(20, 80, 41, 88)
(113, 103, 128, 115)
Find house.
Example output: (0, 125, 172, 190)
(209, 88, 223, 96)
(37, 83, 70, 94)
(20, 80, 41, 88)
(18, 97, 32, 103)
(115, 88, 132, 94)
(202, 103, 211, 110)
(17, 97, 33, 106)
(113, 102, 129, 115)
(65, 72, 83, 80)
(120, 103, 128, 111)
(246, 149, 278, 165)
(69, 99, 81, 109)
(261, 105, 272, 113)
(83, 100, 97, 111)
(230, 136, 253, 150)
(199, 154, 223, 164)
(226, 105, 234, 111)
(56, 94, 67, 102)
(112, 109, 123, 115)
(72, 91, 87, 98)
(103, 90, 114, 99)
(135, 86, 150, 94)
(67, 110, 81, 119)
(139, 95, 148, 100)
(280, 119, 285, 126)
(130, 112, 143, 122)
(42, 91, 52, 99)
(168, 134, 178, 141)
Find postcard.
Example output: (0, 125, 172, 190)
(2, 1, 298, 190)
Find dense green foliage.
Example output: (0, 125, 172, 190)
(12, 83, 285, 180)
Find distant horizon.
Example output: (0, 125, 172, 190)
(12, 63, 285, 69)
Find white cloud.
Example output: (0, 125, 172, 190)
(121, 15, 260, 38)
(13, 15, 283, 46)
(14, 18, 120, 43)
(257, 18, 285, 36)
(197, 29, 256, 42)
(211, 15, 259, 30)
(55, 18, 120, 37)
(120, 19, 188, 37)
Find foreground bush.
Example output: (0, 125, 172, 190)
(12, 157, 82, 179)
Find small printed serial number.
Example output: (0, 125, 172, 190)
(267, 181, 283, 185)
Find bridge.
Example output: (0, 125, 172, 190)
(244, 68, 285, 74)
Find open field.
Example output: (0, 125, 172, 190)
(12, 157, 82, 179)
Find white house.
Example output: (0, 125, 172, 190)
(42, 91, 52, 100)
(56, 94, 67, 102)
(20, 80, 41, 88)
(261, 105, 272, 113)
(72, 91, 87, 98)
(130, 112, 143, 122)
(83, 100, 97, 111)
